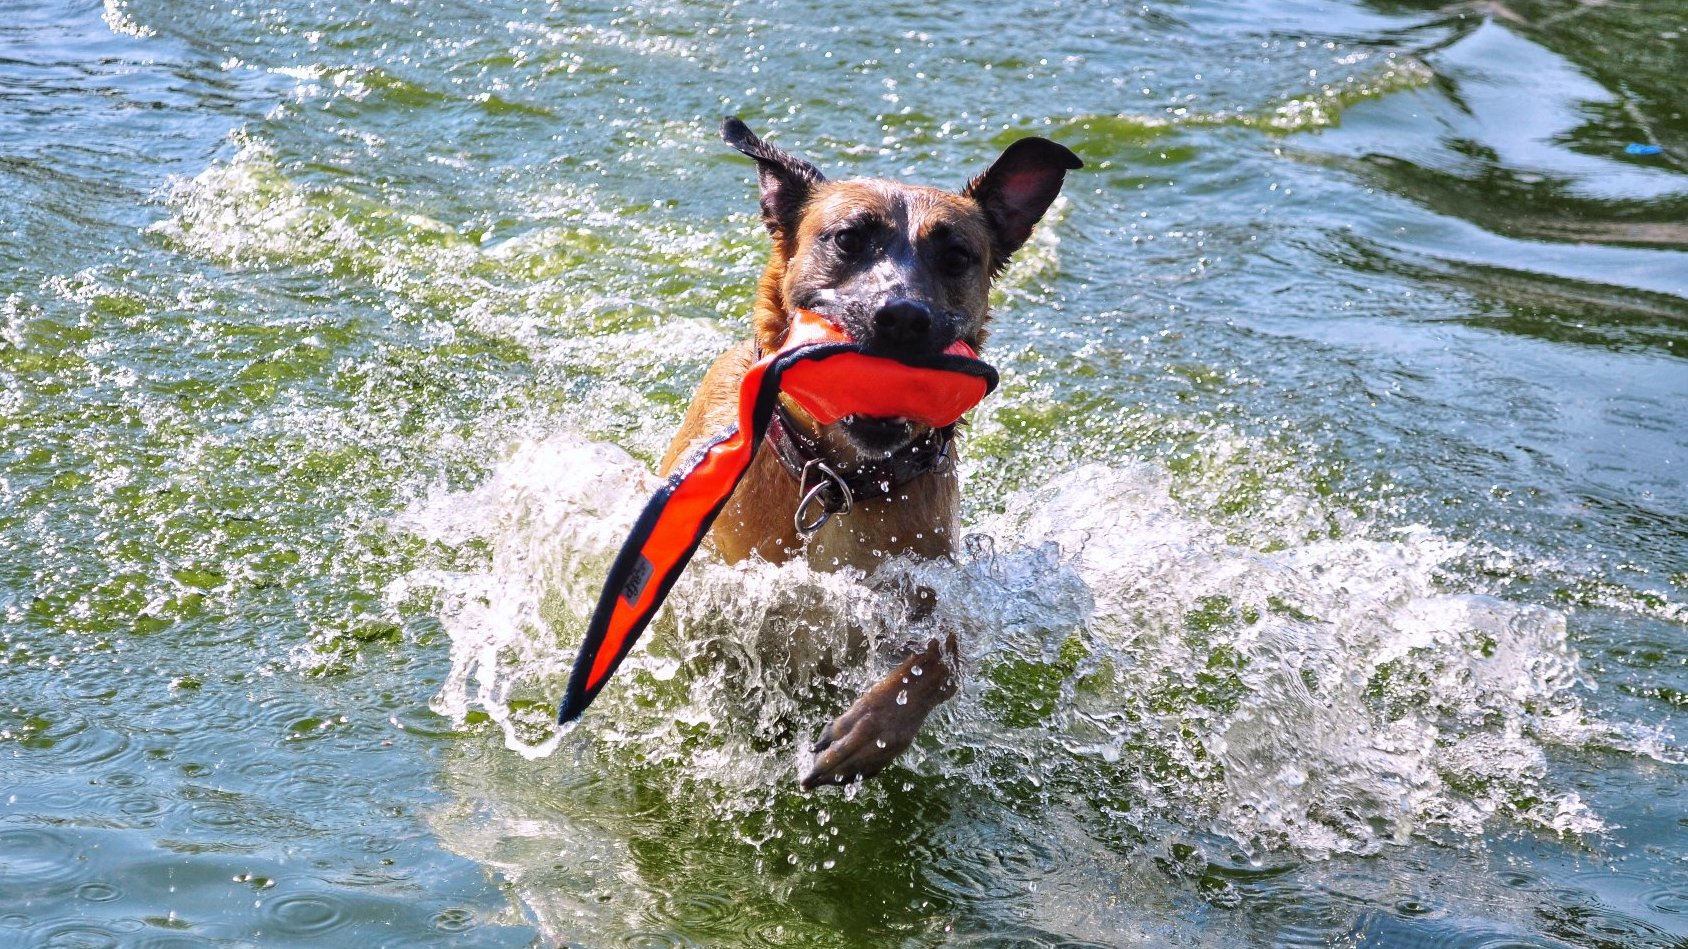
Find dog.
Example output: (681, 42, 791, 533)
(660, 117, 1080, 789)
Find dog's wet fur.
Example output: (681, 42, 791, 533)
(661, 118, 1080, 789)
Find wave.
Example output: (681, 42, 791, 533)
(395, 428, 1622, 861)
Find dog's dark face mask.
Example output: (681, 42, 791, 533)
(722, 117, 1081, 459)
(785, 182, 993, 360)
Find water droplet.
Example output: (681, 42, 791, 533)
(896, 690, 908, 706)
(911, 665, 922, 677)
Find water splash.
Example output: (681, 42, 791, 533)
(968, 464, 1605, 855)
(101, 0, 155, 39)
(390, 435, 656, 759)
(398, 431, 1616, 860)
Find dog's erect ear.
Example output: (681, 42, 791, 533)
(961, 137, 1083, 271)
(721, 117, 826, 241)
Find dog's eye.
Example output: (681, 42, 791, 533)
(831, 228, 865, 255)
(940, 245, 977, 275)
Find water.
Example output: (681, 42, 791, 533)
(3, 0, 1684, 945)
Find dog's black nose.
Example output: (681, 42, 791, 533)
(870, 300, 941, 355)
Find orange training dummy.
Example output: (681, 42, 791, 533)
(557, 309, 997, 723)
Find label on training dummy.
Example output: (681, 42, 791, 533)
(620, 555, 653, 605)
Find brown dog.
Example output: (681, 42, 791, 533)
(661, 117, 1080, 789)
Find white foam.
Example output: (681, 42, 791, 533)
(391, 435, 657, 760)
(397, 436, 1614, 857)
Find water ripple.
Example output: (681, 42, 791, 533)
(1642, 884, 1688, 917)
(74, 881, 122, 904)
(0, 827, 90, 898)
(259, 889, 348, 938)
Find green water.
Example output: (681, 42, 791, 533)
(3, 0, 1685, 945)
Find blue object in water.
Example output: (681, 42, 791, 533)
(1625, 143, 1663, 155)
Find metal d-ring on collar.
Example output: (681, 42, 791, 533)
(794, 457, 853, 536)
(768, 400, 958, 538)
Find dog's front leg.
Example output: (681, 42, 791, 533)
(800, 631, 958, 790)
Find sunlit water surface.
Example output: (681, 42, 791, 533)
(3, 0, 1685, 946)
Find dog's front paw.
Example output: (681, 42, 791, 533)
(799, 637, 954, 790)
(800, 696, 919, 791)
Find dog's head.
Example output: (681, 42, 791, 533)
(723, 117, 1080, 457)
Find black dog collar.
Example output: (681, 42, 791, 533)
(765, 401, 955, 534)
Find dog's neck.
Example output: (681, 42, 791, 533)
(765, 398, 955, 501)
